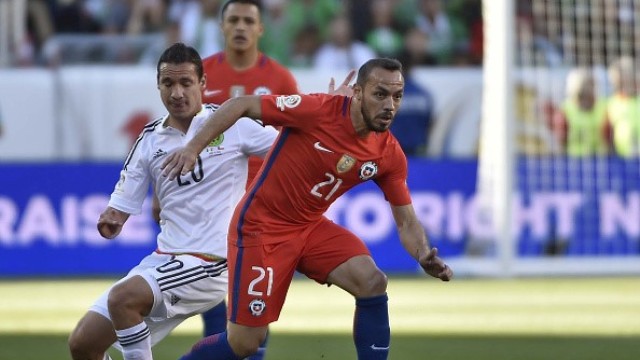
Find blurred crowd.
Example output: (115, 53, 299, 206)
(515, 0, 639, 67)
(5, 0, 640, 159)
(2, 0, 483, 68)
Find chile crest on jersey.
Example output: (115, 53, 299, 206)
(359, 161, 378, 180)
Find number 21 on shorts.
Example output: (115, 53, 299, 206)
(248, 266, 273, 296)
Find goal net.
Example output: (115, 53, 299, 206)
(463, 0, 640, 276)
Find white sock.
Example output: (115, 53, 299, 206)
(115, 322, 152, 360)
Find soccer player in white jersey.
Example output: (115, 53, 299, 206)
(67, 42, 278, 360)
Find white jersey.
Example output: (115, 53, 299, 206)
(109, 104, 277, 258)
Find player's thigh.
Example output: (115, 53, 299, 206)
(69, 310, 116, 352)
(227, 240, 301, 326)
(297, 218, 371, 285)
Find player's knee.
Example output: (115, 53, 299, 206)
(107, 281, 151, 318)
(227, 329, 267, 358)
(68, 330, 94, 360)
(363, 268, 388, 296)
(107, 283, 131, 313)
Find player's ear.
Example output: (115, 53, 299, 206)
(353, 86, 362, 101)
(200, 74, 207, 89)
(258, 22, 264, 37)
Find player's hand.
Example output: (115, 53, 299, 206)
(97, 209, 125, 239)
(161, 147, 198, 180)
(419, 248, 453, 281)
(328, 69, 356, 97)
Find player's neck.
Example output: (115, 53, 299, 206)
(166, 115, 194, 134)
(350, 103, 371, 138)
(224, 48, 260, 71)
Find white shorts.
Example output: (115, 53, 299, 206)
(89, 252, 228, 349)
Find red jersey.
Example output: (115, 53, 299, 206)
(202, 52, 299, 187)
(202, 52, 298, 103)
(231, 94, 411, 246)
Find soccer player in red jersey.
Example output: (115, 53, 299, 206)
(202, 0, 299, 190)
(197, 0, 297, 347)
(163, 58, 453, 360)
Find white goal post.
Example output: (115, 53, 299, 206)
(461, 0, 640, 277)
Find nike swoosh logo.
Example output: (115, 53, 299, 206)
(204, 89, 222, 97)
(370, 344, 390, 351)
(314, 141, 334, 153)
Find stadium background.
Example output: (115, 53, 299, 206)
(0, 0, 639, 359)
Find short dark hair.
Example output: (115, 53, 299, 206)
(220, 0, 263, 20)
(156, 42, 203, 81)
(356, 58, 403, 86)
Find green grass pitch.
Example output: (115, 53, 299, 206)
(0, 276, 638, 359)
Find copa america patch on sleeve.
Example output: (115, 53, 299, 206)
(275, 95, 301, 111)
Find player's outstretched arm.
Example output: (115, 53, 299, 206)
(97, 206, 130, 239)
(391, 204, 453, 281)
(328, 69, 356, 97)
(162, 96, 263, 180)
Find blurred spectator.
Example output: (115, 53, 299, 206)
(25, 0, 54, 65)
(392, 0, 421, 32)
(344, 0, 372, 42)
(414, 0, 465, 64)
(286, 0, 341, 42)
(391, 33, 435, 156)
(0, 0, 54, 66)
(90, 0, 130, 34)
(607, 56, 640, 157)
(549, 68, 610, 156)
(139, 20, 182, 65)
(169, 0, 223, 58)
(289, 24, 321, 68)
(515, 14, 563, 67)
(450, 0, 482, 65)
(51, 0, 103, 34)
(126, 0, 166, 35)
(313, 15, 376, 71)
(261, 0, 341, 66)
(397, 26, 437, 66)
(260, 0, 291, 65)
(365, 0, 404, 58)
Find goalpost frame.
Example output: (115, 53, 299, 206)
(465, 0, 640, 277)
(482, 0, 516, 276)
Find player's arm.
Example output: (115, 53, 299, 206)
(390, 204, 452, 281)
(162, 96, 263, 180)
(97, 206, 130, 239)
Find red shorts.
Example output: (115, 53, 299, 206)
(226, 217, 370, 326)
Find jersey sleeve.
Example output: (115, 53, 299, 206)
(108, 139, 151, 215)
(259, 93, 333, 130)
(375, 146, 412, 206)
(237, 117, 278, 158)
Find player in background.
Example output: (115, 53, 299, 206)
(189, 0, 296, 353)
(162, 58, 453, 360)
(67, 42, 278, 360)
(200, 0, 299, 191)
